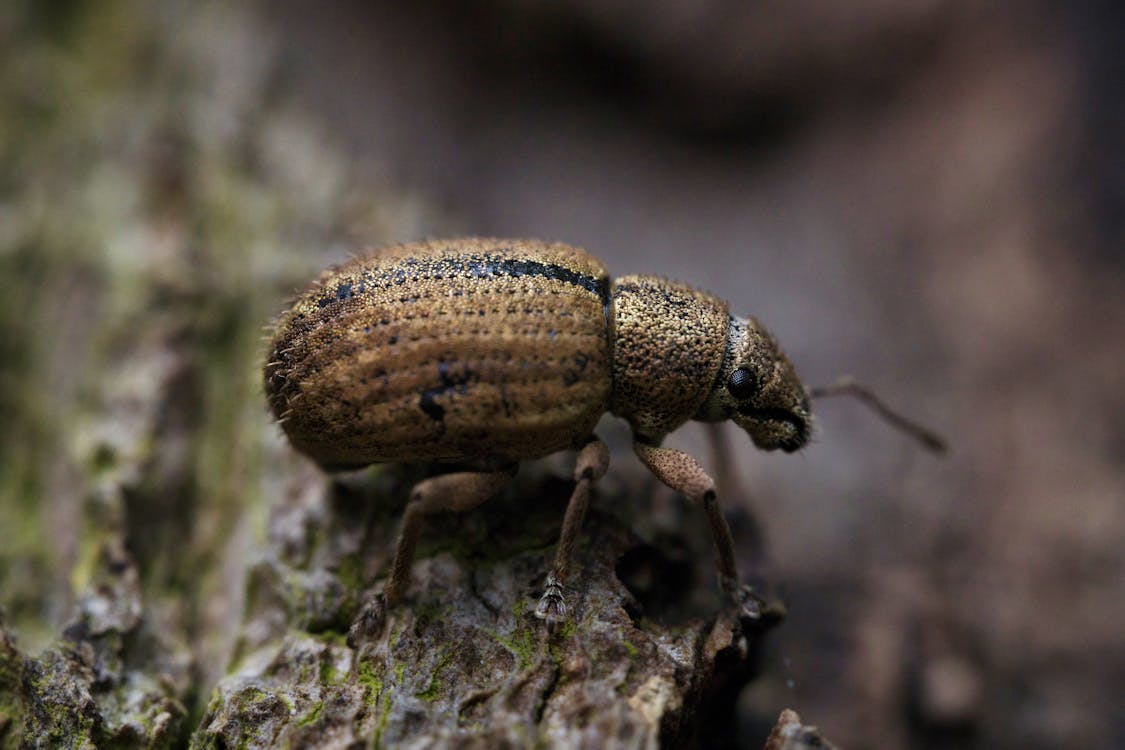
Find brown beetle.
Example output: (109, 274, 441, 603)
(265, 238, 935, 644)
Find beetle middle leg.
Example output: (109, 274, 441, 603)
(633, 441, 771, 622)
(348, 465, 516, 647)
(535, 435, 610, 623)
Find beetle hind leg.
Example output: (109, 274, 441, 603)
(535, 436, 610, 623)
(347, 465, 517, 648)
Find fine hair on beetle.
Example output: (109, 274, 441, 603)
(263, 238, 944, 646)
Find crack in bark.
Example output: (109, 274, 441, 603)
(533, 662, 562, 725)
(468, 567, 500, 617)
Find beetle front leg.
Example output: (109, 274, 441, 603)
(703, 422, 768, 562)
(348, 466, 517, 647)
(535, 436, 610, 623)
(634, 441, 769, 622)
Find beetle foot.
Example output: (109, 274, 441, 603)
(346, 593, 387, 648)
(535, 571, 568, 622)
(729, 583, 787, 627)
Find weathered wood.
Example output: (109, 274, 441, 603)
(194, 464, 776, 748)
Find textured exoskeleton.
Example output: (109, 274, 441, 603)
(264, 238, 810, 642)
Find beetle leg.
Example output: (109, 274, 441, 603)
(535, 436, 610, 623)
(703, 422, 767, 563)
(388, 466, 519, 605)
(633, 441, 767, 622)
(348, 466, 516, 647)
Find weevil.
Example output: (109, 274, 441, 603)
(264, 238, 943, 644)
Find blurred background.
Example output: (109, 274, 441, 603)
(0, 0, 1121, 747)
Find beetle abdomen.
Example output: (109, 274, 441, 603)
(265, 239, 613, 468)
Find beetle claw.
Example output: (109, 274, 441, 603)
(535, 571, 568, 622)
(347, 593, 387, 648)
(729, 583, 787, 627)
(733, 584, 764, 620)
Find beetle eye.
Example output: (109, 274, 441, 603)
(727, 367, 758, 400)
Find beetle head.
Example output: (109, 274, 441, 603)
(696, 316, 811, 452)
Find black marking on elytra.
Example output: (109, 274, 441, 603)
(562, 353, 592, 387)
(418, 360, 476, 424)
(320, 254, 606, 312)
(419, 394, 445, 422)
(460, 254, 602, 294)
(316, 281, 355, 308)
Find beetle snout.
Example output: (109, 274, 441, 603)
(778, 414, 810, 453)
(735, 380, 811, 453)
(738, 405, 809, 452)
(782, 394, 812, 451)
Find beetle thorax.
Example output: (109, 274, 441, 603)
(608, 275, 729, 440)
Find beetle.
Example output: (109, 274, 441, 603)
(264, 237, 937, 645)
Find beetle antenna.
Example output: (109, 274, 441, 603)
(808, 376, 947, 454)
